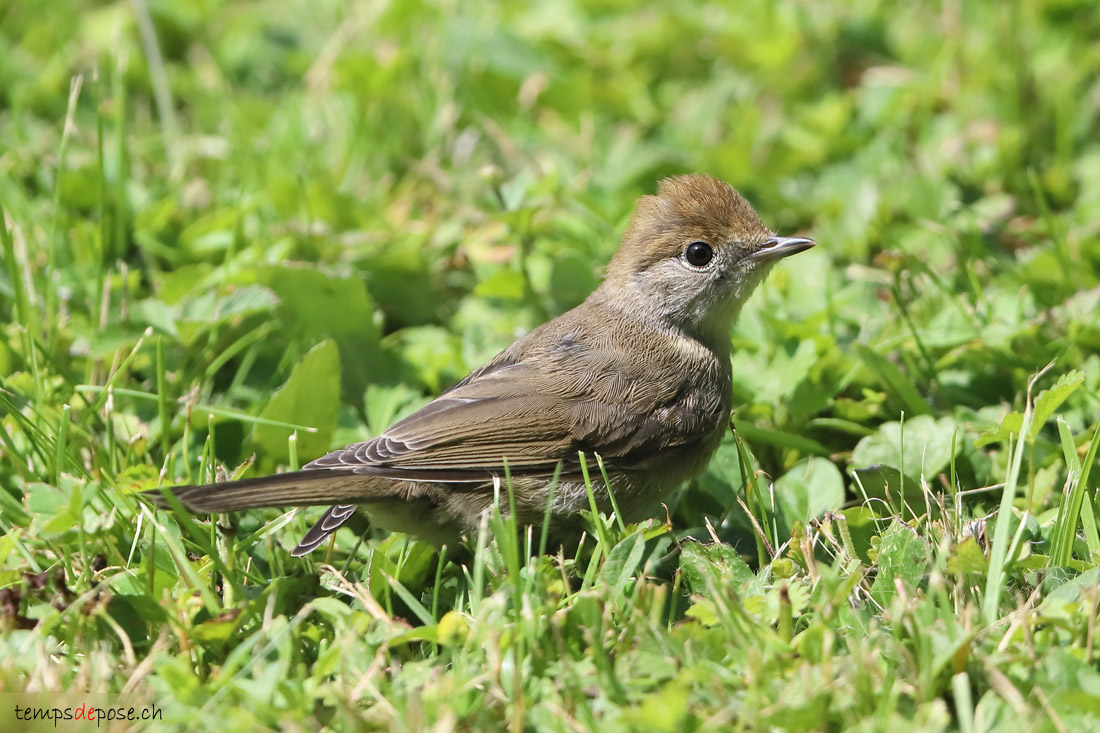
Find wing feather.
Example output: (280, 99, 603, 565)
(306, 328, 728, 481)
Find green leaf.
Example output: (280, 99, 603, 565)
(946, 537, 988, 576)
(1042, 567, 1100, 606)
(854, 344, 931, 416)
(851, 415, 959, 483)
(215, 284, 281, 320)
(684, 599, 720, 627)
(364, 383, 429, 437)
(679, 541, 754, 594)
(1030, 370, 1085, 439)
(260, 265, 382, 400)
(26, 482, 68, 515)
(359, 535, 438, 600)
(190, 613, 240, 644)
(177, 285, 279, 324)
(130, 298, 179, 337)
(549, 254, 598, 309)
(839, 506, 879, 562)
(600, 530, 646, 597)
(253, 339, 341, 463)
(975, 410, 1023, 448)
(870, 522, 930, 605)
(473, 268, 525, 300)
(733, 420, 832, 457)
(774, 458, 845, 529)
(619, 681, 689, 732)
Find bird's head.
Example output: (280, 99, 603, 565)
(601, 174, 814, 347)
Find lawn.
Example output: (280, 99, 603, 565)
(2, 0, 1100, 730)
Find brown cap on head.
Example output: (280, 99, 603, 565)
(654, 175, 768, 234)
(607, 174, 774, 280)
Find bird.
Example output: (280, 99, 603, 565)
(148, 174, 815, 556)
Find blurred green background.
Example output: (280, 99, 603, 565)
(4, 0, 1098, 491)
(2, 0, 1100, 728)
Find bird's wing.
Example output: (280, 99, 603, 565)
(306, 336, 726, 482)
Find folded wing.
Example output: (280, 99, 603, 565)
(306, 334, 726, 481)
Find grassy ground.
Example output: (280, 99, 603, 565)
(2, 0, 1100, 729)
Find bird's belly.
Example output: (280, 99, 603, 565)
(365, 434, 721, 544)
(361, 496, 464, 546)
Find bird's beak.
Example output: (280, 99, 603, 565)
(749, 236, 816, 263)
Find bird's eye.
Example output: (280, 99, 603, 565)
(684, 241, 713, 268)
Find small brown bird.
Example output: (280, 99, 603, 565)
(150, 175, 814, 555)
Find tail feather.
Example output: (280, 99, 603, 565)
(291, 504, 358, 556)
(146, 469, 363, 513)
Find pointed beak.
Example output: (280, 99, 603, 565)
(749, 236, 816, 263)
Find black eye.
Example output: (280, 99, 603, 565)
(684, 241, 713, 267)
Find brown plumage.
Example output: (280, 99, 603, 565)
(149, 175, 815, 555)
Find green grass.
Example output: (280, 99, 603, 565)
(2, 0, 1100, 729)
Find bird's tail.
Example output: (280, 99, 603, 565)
(291, 504, 359, 556)
(145, 469, 362, 513)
